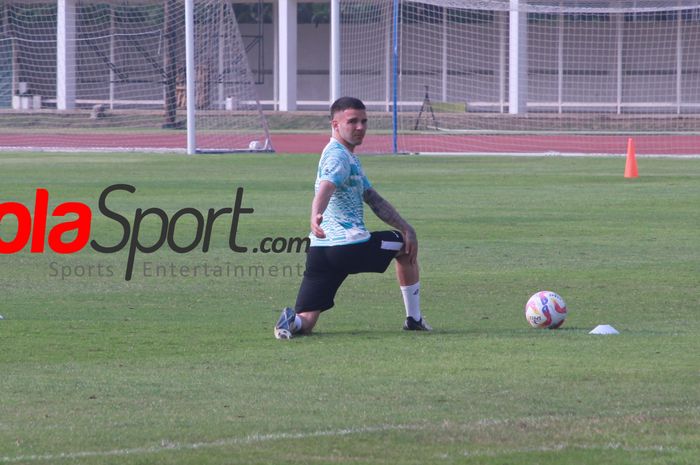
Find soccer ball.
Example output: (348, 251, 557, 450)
(525, 291, 568, 329)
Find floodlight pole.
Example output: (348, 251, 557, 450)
(185, 0, 196, 154)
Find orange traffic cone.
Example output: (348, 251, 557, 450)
(624, 137, 638, 178)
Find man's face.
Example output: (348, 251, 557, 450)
(331, 108, 368, 150)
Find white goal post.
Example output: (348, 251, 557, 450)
(0, 0, 272, 154)
(339, 0, 700, 155)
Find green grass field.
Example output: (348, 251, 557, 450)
(0, 152, 698, 465)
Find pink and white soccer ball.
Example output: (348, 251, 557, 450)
(525, 291, 568, 329)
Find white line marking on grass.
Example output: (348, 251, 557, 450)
(0, 424, 422, 463)
(458, 443, 680, 458)
(416, 152, 700, 159)
(4, 407, 694, 464)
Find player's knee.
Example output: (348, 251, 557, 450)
(395, 251, 416, 265)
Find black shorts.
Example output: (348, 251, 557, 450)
(294, 230, 404, 313)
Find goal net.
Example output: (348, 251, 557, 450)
(339, 0, 700, 155)
(0, 0, 271, 153)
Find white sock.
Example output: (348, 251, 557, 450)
(293, 314, 303, 333)
(400, 282, 422, 321)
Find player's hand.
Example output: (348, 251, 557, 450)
(311, 213, 326, 238)
(402, 226, 418, 265)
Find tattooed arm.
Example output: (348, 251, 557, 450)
(363, 188, 417, 263)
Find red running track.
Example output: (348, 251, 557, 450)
(1, 132, 698, 155)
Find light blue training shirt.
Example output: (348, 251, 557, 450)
(309, 138, 372, 247)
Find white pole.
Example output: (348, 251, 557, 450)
(330, 0, 340, 103)
(509, 0, 527, 115)
(56, 0, 76, 110)
(185, 0, 196, 154)
(499, 12, 506, 113)
(273, 1, 279, 111)
(384, 7, 391, 112)
(557, 10, 563, 114)
(676, 6, 682, 115)
(442, 7, 447, 102)
(109, 9, 115, 110)
(278, 0, 298, 111)
(616, 13, 623, 115)
(218, 1, 225, 109)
